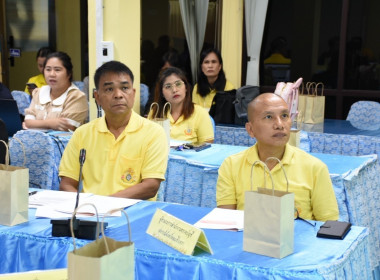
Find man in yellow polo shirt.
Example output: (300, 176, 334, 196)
(216, 93, 339, 221)
(59, 61, 168, 199)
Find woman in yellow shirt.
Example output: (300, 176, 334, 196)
(149, 67, 214, 143)
(192, 48, 234, 110)
(25, 47, 54, 95)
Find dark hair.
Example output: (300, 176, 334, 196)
(152, 67, 194, 120)
(94, 61, 134, 89)
(44, 51, 73, 82)
(36, 47, 54, 59)
(197, 48, 226, 97)
(162, 50, 180, 68)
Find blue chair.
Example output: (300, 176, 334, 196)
(140, 83, 149, 115)
(346, 101, 380, 130)
(11, 91, 31, 116)
(73, 81, 85, 92)
(9, 130, 57, 189)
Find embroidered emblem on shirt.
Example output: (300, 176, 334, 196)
(184, 128, 192, 136)
(121, 168, 136, 183)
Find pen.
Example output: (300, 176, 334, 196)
(29, 191, 37, 196)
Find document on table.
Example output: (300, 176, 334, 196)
(30, 190, 141, 218)
(194, 208, 244, 231)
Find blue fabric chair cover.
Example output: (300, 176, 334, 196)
(346, 101, 380, 130)
(140, 83, 149, 115)
(72, 81, 85, 92)
(11, 90, 31, 115)
(9, 130, 57, 189)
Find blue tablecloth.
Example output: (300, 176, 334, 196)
(304, 119, 380, 136)
(0, 201, 372, 279)
(158, 144, 380, 273)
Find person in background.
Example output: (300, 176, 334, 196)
(24, 51, 88, 131)
(143, 50, 185, 116)
(264, 37, 291, 65)
(192, 48, 235, 111)
(25, 47, 54, 95)
(59, 60, 168, 199)
(149, 67, 214, 143)
(216, 93, 339, 222)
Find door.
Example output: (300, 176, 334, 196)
(0, 0, 50, 91)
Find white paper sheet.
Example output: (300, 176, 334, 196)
(31, 190, 141, 218)
(194, 208, 244, 231)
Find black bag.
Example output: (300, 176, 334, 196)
(234, 85, 261, 120)
(209, 89, 237, 125)
(209, 86, 261, 125)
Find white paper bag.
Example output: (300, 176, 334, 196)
(243, 158, 294, 259)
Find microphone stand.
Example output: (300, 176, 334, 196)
(51, 149, 107, 240)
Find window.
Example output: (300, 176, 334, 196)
(260, 0, 380, 119)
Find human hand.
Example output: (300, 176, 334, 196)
(51, 118, 72, 131)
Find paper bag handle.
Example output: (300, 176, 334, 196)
(162, 102, 171, 118)
(70, 203, 100, 251)
(315, 82, 324, 96)
(265, 157, 289, 192)
(150, 102, 159, 119)
(150, 102, 172, 119)
(101, 208, 132, 255)
(306, 82, 316, 96)
(0, 140, 9, 167)
(250, 160, 275, 195)
(3, 137, 27, 169)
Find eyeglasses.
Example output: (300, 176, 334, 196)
(163, 80, 184, 91)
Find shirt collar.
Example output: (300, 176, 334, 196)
(246, 143, 294, 166)
(97, 110, 141, 134)
(167, 111, 183, 124)
(39, 83, 77, 105)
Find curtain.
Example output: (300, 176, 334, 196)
(245, 0, 269, 86)
(179, 0, 209, 83)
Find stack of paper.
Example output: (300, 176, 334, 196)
(194, 208, 244, 231)
(30, 190, 141, 219)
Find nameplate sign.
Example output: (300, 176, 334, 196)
(146, 208, 213, 255)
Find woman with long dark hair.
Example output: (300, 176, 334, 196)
(192, 48, 235, 110)
(149, 67, 214, 143)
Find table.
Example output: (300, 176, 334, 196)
(159, 144, 380, 273)
(0, 200, 372, 279)
(303, 119, 380, 136)
(215, 122, 380, 161)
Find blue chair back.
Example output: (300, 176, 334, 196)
(10, 130, 57, 189)
(11, 91, 31, 115)
(346, 101, 380, 130)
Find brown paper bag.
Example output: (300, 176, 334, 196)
(68, 205, 134, 280)
(288, 129, 300, 147)
(299, 82, 325, 124)
(243, 158, 294, 259)
(0, 139, 29, 226)
(150, 102, 171, 146)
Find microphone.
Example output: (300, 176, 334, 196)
(51, 149, 107, 240)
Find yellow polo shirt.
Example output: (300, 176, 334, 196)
(59, 111, 168, 197)
(216, 143, 339, 221)
(168, 104, 214, 142)
(25, 74, 47, 95)
(192, 80, 235, 110)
